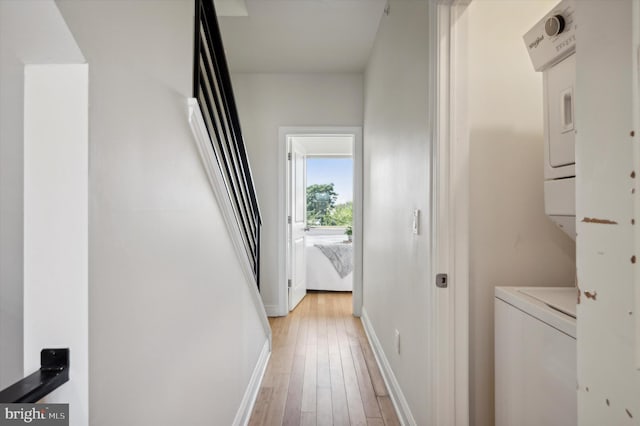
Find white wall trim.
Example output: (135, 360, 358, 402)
(431, 1, 470, 425)
(278, 126, 364, 317)
(632, 0, 640, 371)
(361, 309, 416, 426)
(429, 1, 447, 424)
(187, 98, 272, 343)
(232, 338, 271, 426)
(263, 304, 281, 317)
(449, 2, 471, 423)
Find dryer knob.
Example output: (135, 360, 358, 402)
(545, 15, 566, 37)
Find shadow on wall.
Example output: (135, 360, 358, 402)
(468, 128, 576, 426)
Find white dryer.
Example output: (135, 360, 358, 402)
(524, 0, 577, 239)
(495, 286, 577, 426)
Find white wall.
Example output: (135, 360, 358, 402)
(465, 1, 576, 425)
(23, 64, 88, 425)
(575, 2, 640, 424)
(362, 2, 432, 424)
(55, 1, 269, 424)
(231, 73, 364, 314)
(0, 0, 85, 390)
(0, 7, 26, 391)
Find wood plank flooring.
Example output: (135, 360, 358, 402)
(249, 291, 400, 426)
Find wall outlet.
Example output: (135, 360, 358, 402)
(394, 329, 401, 354)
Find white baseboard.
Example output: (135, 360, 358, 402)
(264, 304, 283, 317)
(361, 308, 417, 426)
(264, 305, 289, 317)
(233, 338, 271, 426)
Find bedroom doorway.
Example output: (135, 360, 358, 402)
(306, 155, 354, 294)
(279, 127, 363, 316)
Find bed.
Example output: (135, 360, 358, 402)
(305, 234, 353, 292)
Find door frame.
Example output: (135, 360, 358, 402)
(634, 0, 640, 370)
(287, 139, 308, 311)
(278, 126, 363, 317)
(430, 1, 471, 425)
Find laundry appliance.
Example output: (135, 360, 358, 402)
(495, 287, 577, 426)
(524, 0, 576, 238)
(494, 3, 581, 425)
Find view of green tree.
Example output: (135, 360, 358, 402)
(306, 183, 352, 227)
(306, 183, 337, 225)
(325, 202, 352, 226)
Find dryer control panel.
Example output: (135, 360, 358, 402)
(524, 0, 576, 72)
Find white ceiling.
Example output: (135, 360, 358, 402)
(214, 0, 249, 17)
(293, 135, 354, 156)
(217, 0, 387, 73)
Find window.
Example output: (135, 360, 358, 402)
(306, 157, 353, 227)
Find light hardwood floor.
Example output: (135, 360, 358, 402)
(249, 291, 400, 426)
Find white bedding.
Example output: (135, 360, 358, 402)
(306, 235, 353, 291)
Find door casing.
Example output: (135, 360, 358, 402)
(432, 1, 471, 425)
(278, 126, 363, 316)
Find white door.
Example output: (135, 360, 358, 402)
(288, 140, 307, 311)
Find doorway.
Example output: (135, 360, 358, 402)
(279, 127, 363, 316)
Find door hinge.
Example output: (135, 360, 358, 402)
(288, 279, 292, 288)
(436, 273, 448, 288)
(288, 215, 292, 224)
(288, 152, 292, 160)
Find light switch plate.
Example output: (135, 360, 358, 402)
(412, 209, 420, 235)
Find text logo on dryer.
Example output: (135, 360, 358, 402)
(529, 35, 544, 50)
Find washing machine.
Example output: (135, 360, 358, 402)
(495, 286, 577, 426)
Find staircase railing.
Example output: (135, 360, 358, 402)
(0, 349, 69, 403)
(193, 0, 262, 288)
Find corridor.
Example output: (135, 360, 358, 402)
(249, 292, 400, 426)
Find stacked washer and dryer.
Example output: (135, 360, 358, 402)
(495, 1, 578, 425)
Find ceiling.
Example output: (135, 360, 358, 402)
(214, 0, 249, 17)
(293, 135, 353, 156)
(217, 0, 387, 73)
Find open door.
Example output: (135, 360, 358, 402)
(288, 139, 307, 311)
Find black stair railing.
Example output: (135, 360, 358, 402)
(0, 349, 69, 403)
(193, 0, 262, 288)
